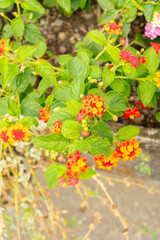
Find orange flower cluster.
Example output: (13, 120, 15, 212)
(153, 71, 160, 89)
(116, 138, 141, 161)
(103, 20, 123, 35)
(94, 151, 119, 170)
(66, 150, 88, 179)
(123, 107, 141, 120)
(94, 138, 141, 170)
(38, 107, 51, 123)
(51, 120, 62, 133)
(0, 40, 6, 54)
(80, 94, 105, 118)
(0, 123, 30, 146)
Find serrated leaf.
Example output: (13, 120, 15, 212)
(11, 17, 24, 39)
(24, 23, 41, 43)
(20, 117, 38, 128)
(102, 69, 115, 88)
(16, 45, 37, 60)
(139, 81, 155, 106)
(155, 112, 160, 123)
(21, 0, 45, 14)
(87, 30, 106, 46)
(68, 140, 92, 154)
(47, 109, 73, 127)
(91, 121, 113, 142)
(66, 99, 81, 116)
(0, 97, 8, 116)
(33, 41, 47, 59)
(68, 57, 89, 79)
(32, 133, 69, 152)
(86, 136, 111, 157)
(56, 0, 71, 12)
(61, 120, 82, 139)
(116, 126, 140, 141)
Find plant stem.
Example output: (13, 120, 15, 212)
(52, 66, 63, 72)
(95, 47, 107, 60)
(115, 76, 146, 81)
(16, 0, 21, 18)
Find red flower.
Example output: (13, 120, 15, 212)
(150, 42, 160, 55)
(119, 49, 132, 62)
(140, 56, 146, 64)
(81, 130, 90, 137)
(123, 107, 141, 120)
(130, 55, 140, 68)
(120, 38, 126, 46)
(137, 101, 149, 109)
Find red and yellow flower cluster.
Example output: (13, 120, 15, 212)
(0, 123, 30, 146)
(116, 138, 141, 161)
(119, 49, 140, 68)
(51, 120, 62, 133)
(94, 151, 119, 170)
(94, 138, 141, 170)
(153, 71, 160, 89)
(58, 150, 88, 186)
(137, 101, 149, 109)
(103, 20, 123, 35)
(79, 94, 105, 119)
(123, 107, 141, 120)
(38, 107, 51, 123)
(150, 42, 160, 55)
(0, 40, 6, 55)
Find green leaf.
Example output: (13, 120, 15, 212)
(68, 140, 92, 154)
(54, 84, 72, 102)
(43, 0, 57, 8)
(97, 0, 114, 10)
(134, 33, 148, 49)
(56, 0, 71, 12)
(33, 41, 47, 59)
(10, 40, 21, 51)
(86, 136, 111, 157)
(107, 91, 128, 111)
(116, 126, 140, 141)
(1, 62, 18, 89)
(144, 48, 159, 74)
(21, 0, 45, 14)
(107, 45, 120, 62)
(58, 54, 72, 66)
(69, 77, 85, 101)
(68, 57, 89, 79)
(110, 78, 124, 93)
(79, 167, 96, 179)
(11, 17, 24, 39)
(47, 109, 73, 127)
(123, 63, 137, 78)
(20, 117, 38, 128)
(144, 1, 156, 22)
(66, 99, 81, 116)
(0, 97, 8, 116)
(98, 9, 119, 25)
(45, 163, 67, 188)
(155, 112, 160, 123)
(38, 78, 50, 97)
(32, 133, 69, 152)
(102, 69, 115, 88)
(2, 24, 12, 38)
(61, 120, 82, 139)
(12, 68, 31, 94)
(35, 61, 57, 86)
(7, 97, 21, 116)
(16, 45, 37, 61)
(21, 97, 42, 117)
(24, 23, 42, 43)
(23, 10, 43, 21)
(91, 121, 113, 142)
(139, 81, 155, 106)
(87, 30, 106, 46)
(89, 66, 103, 78)
(0, 0, 13, 8)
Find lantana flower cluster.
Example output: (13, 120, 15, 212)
(153, 71, 160, 89)
(51, 120, 62, 133)
(123, 107, 141, 120)
(103, 19, 123, 35)
(145, 11, 160, 40)
(58, 150, 88, 186)
(0, 40, 6, 54)
(38, 107, 51, 123)
(0, 123, 30, 146)
(150, 42, 160, 55)
(137, 101, 149, 109)
(94, 138, 141, 170)
(119, 49, 140, 68)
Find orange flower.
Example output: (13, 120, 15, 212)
(103, 20, 123, 35)
(80, 94, 105, 118)
(66, 150, 88, 179)
(51, 120, 62, 133)
(94, 151, 119, 170)
(117, 138, 141, 161)
(38, 107, 51, 123)
(6, 123, 31, 146)
(123, 107, 141, 120)
(154, 71, 160, 89)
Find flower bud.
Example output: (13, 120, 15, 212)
(99, 82, 104, 87)
(140, 48, 144, 53)
(113, 115, 118, 121)
(80, 94, 84, 99)
(32, 71, 37, 75)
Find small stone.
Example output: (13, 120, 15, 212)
(54, 19, 63, 27)
(59, 46, 67, 54)
(79, 25, 87, 33)
(70, 36, 76, 44)
(74, 33, 82, 41)
(58, 32, 66, 41)
(82, 12, 94, 20)
(48, 34, 53, 40)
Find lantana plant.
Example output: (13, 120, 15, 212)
(0, 0, 160, 188)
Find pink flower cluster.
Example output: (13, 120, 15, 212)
(145, 11, 160, 40)
(119, 49, 140, 68)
